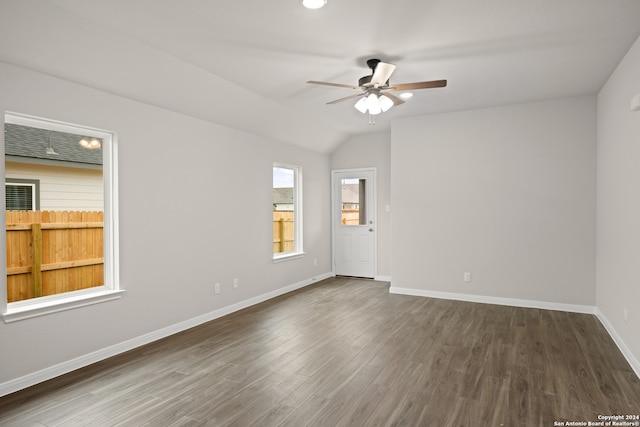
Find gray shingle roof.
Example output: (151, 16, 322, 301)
(4, 123, 103, 166)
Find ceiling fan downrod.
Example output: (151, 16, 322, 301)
(367, 58, 381, 72)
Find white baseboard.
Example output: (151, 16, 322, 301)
(595, 308, 640, 378)
(0, 272, 333, 398)
(389, 286, 596, 314)
(375, 275, 391, 282)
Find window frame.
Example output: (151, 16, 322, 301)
(272, 162, 303, 262)
(1, 112, 121, 322)
(5, 178, 40, 211)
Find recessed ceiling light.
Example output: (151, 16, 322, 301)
(301, 0, 327, 9)
(400, 93, 414, 99)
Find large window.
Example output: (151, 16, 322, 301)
(2, 112, 120, 322)
(273, 163, 302, 260)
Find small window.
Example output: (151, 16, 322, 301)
(5, 179, 39, 211)
(273, 163, 303, 260)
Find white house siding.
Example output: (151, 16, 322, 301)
(5, 162, 103, 211)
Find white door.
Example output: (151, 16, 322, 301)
(332, 169, 376, 278)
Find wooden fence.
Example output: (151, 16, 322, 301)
(6, 210, 104, 303)
(273, 211, 294, 253)
(342, 209, 361, 225)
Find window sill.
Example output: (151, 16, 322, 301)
(2, 289, 125, 323)
(273, 252, 305, 263)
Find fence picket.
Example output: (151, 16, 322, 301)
(31, 223, 42, 297)
(273, 211, 294, 253)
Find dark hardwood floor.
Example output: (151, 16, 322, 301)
(1, 277, 639, 426)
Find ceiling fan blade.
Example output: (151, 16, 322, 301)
(388, 79, 447, 91)
(380, 91, 405, 106)
(307, 80, 360, 90)
(326, 93, 365, 105)
(370, 62, 396, 87)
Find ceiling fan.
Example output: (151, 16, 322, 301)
(307, 58, 447, 123)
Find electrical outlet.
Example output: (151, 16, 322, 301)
(313, 258, 318, 266)
(214, 283, 220, 294)
(464, 272, 472, 282)
(233, 278, 238, 289)
(624, 307, 628, 323)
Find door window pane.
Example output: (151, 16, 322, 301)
(341, 178, 366, 225)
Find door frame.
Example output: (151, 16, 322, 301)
(331, 167, 377, 278)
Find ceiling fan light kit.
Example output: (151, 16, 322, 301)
(366, 93, 382, 115)
(307, 58, 447, 124)
(355, 93, 394, 115)
(301, 0, 327, 9)
(379, 95, 394, 111)
(354, 97, 368, 114)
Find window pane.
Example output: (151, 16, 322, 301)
(273, 164, 301, 257)
(6, 184, 34, 210)
(5, 121, 105, 303)
(341, 178, 366, 225)
(273, 167, 294, 254)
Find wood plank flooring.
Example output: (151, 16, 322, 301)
(1, 277, 639, 426)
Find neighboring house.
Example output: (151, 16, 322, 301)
(273, 187, 293, 211)
(4, 123, 103, 211)
(341, 182, 360, 211)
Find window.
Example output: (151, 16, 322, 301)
(273, 163, 302, 260)
(341, 178, 367, 225)
(2, 112, 121, 322)
(5, 179, 40, 211)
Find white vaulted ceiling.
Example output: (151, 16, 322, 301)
(1, 0, 639, 153)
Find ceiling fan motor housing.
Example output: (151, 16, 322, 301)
(359, 75, 373, 87)
(360, 58, 390, 87)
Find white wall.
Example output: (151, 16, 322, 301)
(330, 132, 392, 279)
(391, 96, 597, 306)
(0, 62, 332, 388)
(597, 35, 640, 368)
